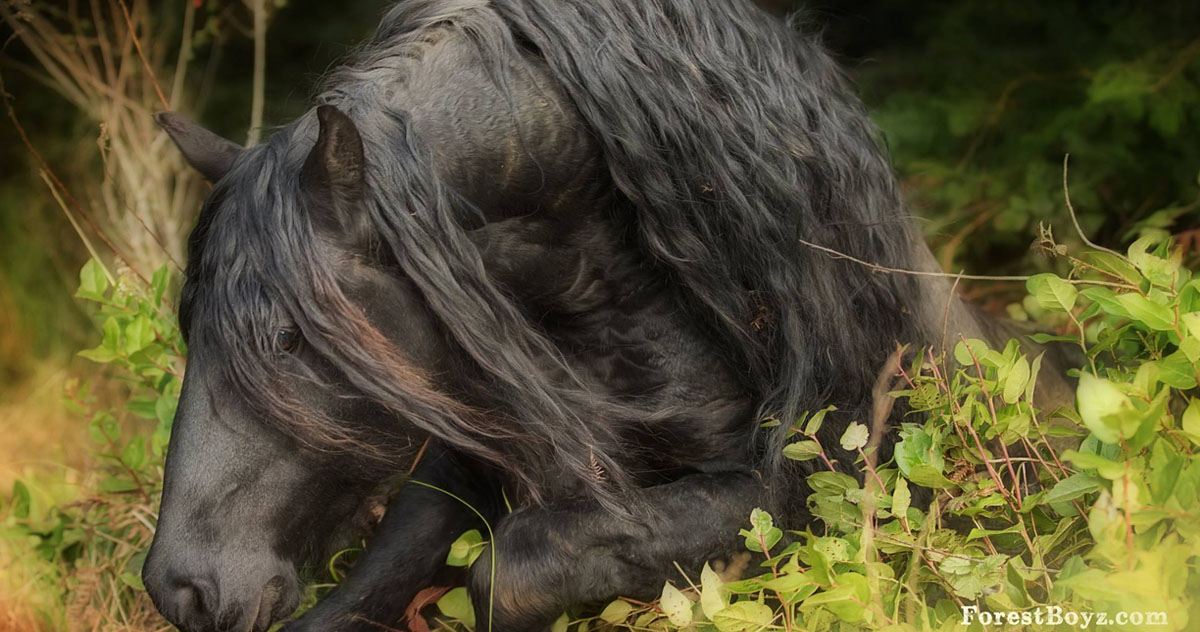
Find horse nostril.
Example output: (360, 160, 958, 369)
(155, 574, 218, 629)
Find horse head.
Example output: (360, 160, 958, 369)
(142, 105, 452, 631)
(141, 17, 619, 629)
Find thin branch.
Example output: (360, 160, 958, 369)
(117, 0, 168, 110)
(247, 0, 266, 145)
(40, 170, 114, 285)
(0, 70, 146, 283)
(798, 238, 1129, 287)
(168, 0, 196, 109)
(1062, 154, 1123, 258)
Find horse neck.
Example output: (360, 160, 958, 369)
(348, 22, 602, 224)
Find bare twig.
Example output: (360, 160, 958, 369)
(0, 71, 146, 282)
(117, 0, 169, 110)
(799, 238, 1130, 288)
(1061, 154, 1123, 258)
(247, 0, 266, 145)
(168, 0, 196, 109)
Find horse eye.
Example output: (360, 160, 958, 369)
(275, 327, 301, 353)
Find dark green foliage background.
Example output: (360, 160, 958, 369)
(812, 0, 1200, 277)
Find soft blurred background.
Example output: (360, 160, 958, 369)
(0, 0, 1196, 629)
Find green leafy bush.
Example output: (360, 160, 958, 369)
(430, 235, 1199, 631)
(1, 260, 182, 629)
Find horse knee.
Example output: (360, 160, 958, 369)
(466, 534, 563, 632)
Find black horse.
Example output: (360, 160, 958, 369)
(142, 1, 1073, 630)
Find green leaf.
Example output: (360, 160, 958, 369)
(101, 317, 121, 352)
(1116, 293, 1176, 331)
(1086, 252, 1142, 286)
(155, 396, 178, 427)
(762, 572, 817, 604)
(803, 572, 869, 622)
(939, 555, 1006, 599)
(782, 440, 823, 462)
(1028, 333, 1081, 344)
(126, 397, 160, 420)
(1181, 335, 1200, 363)
(699, 563, 727, 620)
(804, 405, 836, 436)
(659, 583, 693, 627)
(598, 599, 634, 624)
(1149, 441, 1185, 504)
(1062, 450, 1126, 480)
(151, 265, 170, 307)
(1128, 235, 1178, 287)
(122, 436, 146, 471)
(839, 422, 868, 451)
(446, 529, 485, 567)
(124, 315, 156, 354)
(549, 613, 569, 632)
(954, 338, 989, 366)
(1155, 351, 1198, 390)
(1058, 568, 1128, 603)
(118, 571, 145, 591)
(89, 413, 120, 445)
(1025, 351, 1044, 403)
(711, 600, 773, 632)
(99, 476, 139, 493)
(1027, 273, 1078, 312)
(813, 537, 851, 563)
(1181, 312, 1200, 339)
(1001, 355, 1030, 404)
(892, 475, 911, 519)
(1183, 398, 1200, 443)
(807, 471, 859, 496)
(966, 524, 1022, 541)
(894, 426, 944, 478)
(1043, 472, 1100, 504)
(78, 346, 118, 363)
(740, 508, 783, 553)
(907, 464, 957, 489)
(1080, 287, 1130, 319)
(436, 587, 475, 629)
(76, 258, 110, 301)
(1075, 372, 1130, 444)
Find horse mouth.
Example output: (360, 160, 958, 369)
(251, 575, 288, 632)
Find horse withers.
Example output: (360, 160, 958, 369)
(141, 1, 1074, 631)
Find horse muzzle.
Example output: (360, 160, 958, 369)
(142, 549, 300, 632)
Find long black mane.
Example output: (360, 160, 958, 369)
(181, 0, 927, 514)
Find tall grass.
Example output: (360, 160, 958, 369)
(0, 1, 270, 629)
(0, 0, 210, 274)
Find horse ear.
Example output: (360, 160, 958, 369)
(302, 105, 366, 233)
(154, 112, 244, 182)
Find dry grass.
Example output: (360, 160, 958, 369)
(0, 360, 139, 632)
(0, 598, 42, 632)
(0, 0, 208, 276)
(0, 364, 89, 493)
(0, 2, 218, 629)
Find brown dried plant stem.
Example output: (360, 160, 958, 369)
(0, 74, 146, 283)
(247, 0, 266, 145)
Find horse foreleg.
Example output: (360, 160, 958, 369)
(284, 444, 499, 631)
(466, 472, 766, 632)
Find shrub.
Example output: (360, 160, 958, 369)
(432, 233, 1200, 631)
(1, 260, 182, 630)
